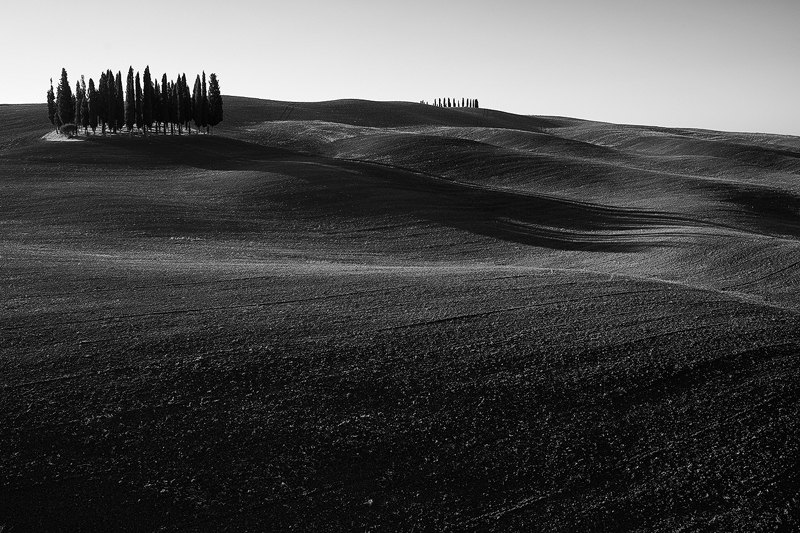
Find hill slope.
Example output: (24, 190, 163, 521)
(1, 99, 799, 532)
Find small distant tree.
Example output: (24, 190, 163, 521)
(475, 98, 479, 109)
(56, 68, 74, 128)
(125, 67, 135, 132)
(87, 78, 98, 133)
(61, 124, 77, 137)
(207, 73, 223, 133)
(46, 78, 56, 129)
(135, 71, 143, 131)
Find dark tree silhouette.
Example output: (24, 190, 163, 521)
(192, 74, 202, 130)
(208, 73, 223, 133)
(201, 71, 209, 133)
(106, 69, 117, 134)
(175, 75, 184, 134)
(142, 66, 153, 133)
(74, 80, 83, 133)
(115, 71, 124, 132)
(153, 79, 162, 134)
(135, 71, 143, 131)
(97, 71, 108, 133)
(169, 81, 179, 135)
(161, 74, 169, 135)
(87, 78, 98, 133)
(475, 98, 479, 109)
(181, 74, 192, 134)
(125, 67, 135, 132)
(80, 77, 89, 134)
(56, 68, 74, 128)
(47, 78, 56, 130)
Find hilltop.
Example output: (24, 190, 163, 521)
(1, 98, 799, 532)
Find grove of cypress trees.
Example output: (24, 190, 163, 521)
(115, 71, 124, 132)
(125, 67, 135, 132)
(47, 78, 56, 130)
(48, 67, 221, 137)
(207, 73, 223, 133)
(56, 68, 75, 128)
(142, 66, 153, 133)
(88, 78, 98, 133)
(135, 72, 143, 131)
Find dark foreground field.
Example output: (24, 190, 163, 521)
(1, 98, 799, 532)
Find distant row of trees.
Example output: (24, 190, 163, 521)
(47, 67, 223, 136)
(419, 98, 479, 108)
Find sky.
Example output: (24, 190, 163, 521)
(3, 0, 799, 136)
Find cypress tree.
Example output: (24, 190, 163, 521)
(192, 74, 202, 130)
(161, 74, 169, 135)
(175, 74, 184, 134)
(98, 71, 108, 133)
(207, 73, 223, 133)
(475, 99, 479, 109)
(87, 78, 98, 133)
(106, 69, 117, 134)
(182, 74, 192, 134)
(74, 81, 83, 133)
(201, 71, 209, 133)
(56, 68, 75, 128)
(125, 67, 135, 132)
(135, 72, 143, 131)
(169, 81, 179, 135)
(142, 66, 153, 133)
(153, 79, 162, 134)
(115, 71, 124, 132)
(80, 77, 89, 134)
(47, 78, 56, 129)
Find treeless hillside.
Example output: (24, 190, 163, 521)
(1, 99, 798, 532)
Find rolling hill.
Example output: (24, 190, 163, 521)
(1, 97, 798, 532)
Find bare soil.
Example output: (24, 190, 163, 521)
(1, 99, 799, 532)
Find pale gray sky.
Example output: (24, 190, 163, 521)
(4, 0, 799, 135)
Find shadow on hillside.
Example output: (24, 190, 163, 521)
(266, 157, 690, 252)
(716, 186, 800, 239)
(23, 132, 697, 251)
